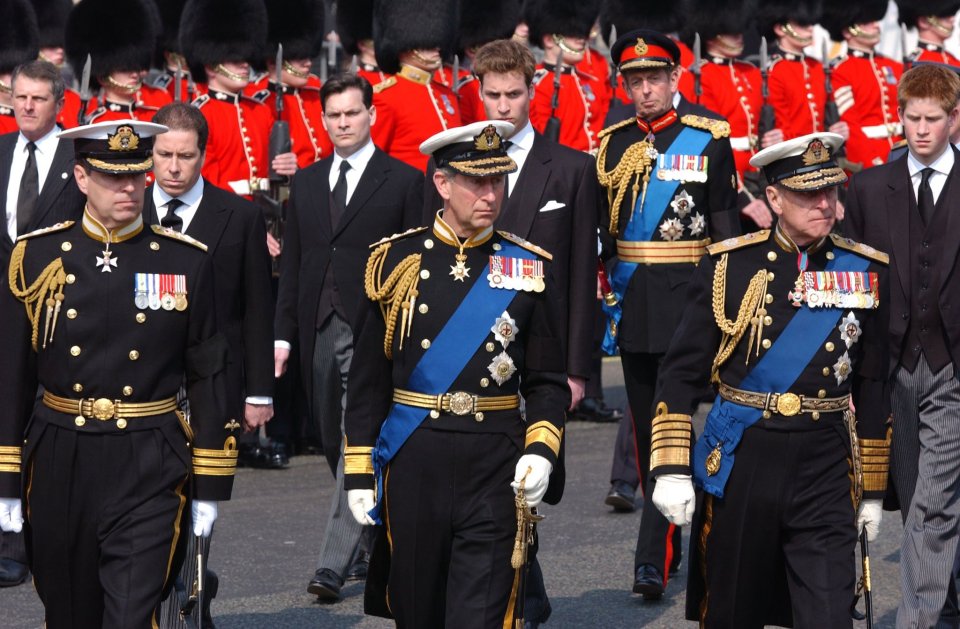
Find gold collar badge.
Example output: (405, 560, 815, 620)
(801, 139, 830, 165)
(107, 125, 141, 152)
(635, 38, 649, 55)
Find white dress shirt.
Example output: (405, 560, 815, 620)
(908, 145, 954, 205)
(506, 121, 536, 194)
(6, 126, 61, 241)
(328, 138, 376, 205)
(153, 177, 204, 232)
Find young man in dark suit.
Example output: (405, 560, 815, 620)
(0, 59, 85, 589)
(274, 73, 422, 602)
(844, 63, 960, 629)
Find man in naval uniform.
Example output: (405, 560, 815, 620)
(650, 132, 890, 627)
(343, 120, 568, 628)
(0, 119, 235, 628)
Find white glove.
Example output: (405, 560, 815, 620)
(511, 454, 553, 508)
(857, 498, 883, 542)
(0, 498, 22, 533)
(651, 474, 696, 527)
(191, 500, 218, 537)
(347, 489, 376, 526)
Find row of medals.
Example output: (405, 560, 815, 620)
(134, 278, 188, 311)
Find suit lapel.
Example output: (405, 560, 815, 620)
(940, 146, 960, 274)
(0, 135, 14, 247)
(499, 134, 550, 238)
(185, 183, 231, 252)
(334, 149, 386, 238)
(888, 157, 912, 298)
(32, 138, 74, 230)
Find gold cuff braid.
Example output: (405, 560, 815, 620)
(344, 443, 374, 475)
(859, 427, 891, 493)
(525, 421, 563, 458)
(193, 437, 238, 477)
(650, 402, 692, 469)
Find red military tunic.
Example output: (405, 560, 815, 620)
(455, 74, 485, 125)
(149, 70, 207, 103)
(908, 41, 960, 67)
(85, 85, 173, 123)
(58, 89, 83, 129)
(698, 56, 763, 178)
(0, 105, 17, 134)
(831, 49, 902, 169)
(577, 47, 613, 140)
(245, 75, 333, 168)
(530, 63, 600, 152)
(768, 50, 828, 140)
(358, 63, 390, 88)
(371, 64, 461, 171)
(193, 88, 273, 198)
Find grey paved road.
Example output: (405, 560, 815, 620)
(2, 360, 904, 627)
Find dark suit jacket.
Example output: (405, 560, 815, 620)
(423, 132, 600, 380)
(146, 180, 274, 419)
(0, 132, 85, 264)
(275, 146, 423, 389)
(843, 147, 960, 378)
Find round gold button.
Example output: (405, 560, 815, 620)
(74, 416, 85, 427)
(136, 313, 147, 323)
(70, 345, 81, 356)
(150, 241, 160, 251)
(765, 294, 774, 304)
(811, 411, 821, 421)
(418, 304, 429, 314)
(817, 389, 827, 399)
(73, 383, 83, 393)
(424, 239, 434, 249)
(420, 269, 430, 280)
(480, 377, 490, 388)
(825, 342, 835, 352)
(429, 410, 440, 419)
(66, 274, 76, 284)
(761, 339, 772, 349)
(763, 316, 773, 326)
(67, 308, 77, 319)
(61, 241, 72, 252)
(122, 386, 133, 396)
(762, 410, 772, 419)
(486, 342, 496, 352)
(475, 412, 485, 422)
(822, 367, 831, 376)
(766, 272, 775, 281)
(826, 251, 835, 260)
(492, 243, 502, 251)
(766, 251, 777, 262)
(421, 339, 431, 349)
(129, 350, 140, 360)
(116, 418, 128, 430)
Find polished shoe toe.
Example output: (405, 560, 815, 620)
(0, 559, 29, 588)
(604, 482, 637, 512)
(633, 564, 664, 600)
(307, 568, 343, 603)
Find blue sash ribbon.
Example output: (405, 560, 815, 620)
(602, 126, 713, 354)
(368, 240, 534, 522)
(692, 248, 871, 498)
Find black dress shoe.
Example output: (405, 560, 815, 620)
(633, 564, 664, 600)
(573, 398, 623, 423)
(605, 481, 637, 512)
(201, 569, 218, 628)
(346, 551, 369, 582)
(237, 442, 289, 469)
(307, 568, 343, 603)
(0, 558, 29, 587)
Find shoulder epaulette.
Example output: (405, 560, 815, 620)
(829, 233, 889, 264)
(531, 68, 549, 87)
(373, 76, 397, 93)
(368, 226, 429, 248)
(907, 49, 922, 62)
(891, 138, 908, 151)
(680, 114, 731, 139)
(768, 54, 784, 71)
(87, 107, 108, 122)
(191, 93, 210, 109)
(828, 55, 848, 69)
(497, 230, 553, 261)
(707, 230, 771, 255)
(249, 71, 268, 84)
(16, 221, 74, 241)
(248, 89, 270, 104)
(151, 224, 208, 251)
(150, 73, 172, 90)
(456, 74, 477, 90)
(598, 116, 635, 140)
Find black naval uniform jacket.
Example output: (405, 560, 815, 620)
(0, 214, 234, 500)
(648, 226, 892, 499)
(343, 220, 570, 492)
(598, 110, 741, 354)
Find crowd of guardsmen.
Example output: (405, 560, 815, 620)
(2, 0, 960, 627)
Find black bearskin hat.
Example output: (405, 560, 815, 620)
(373, 0, 459, 74)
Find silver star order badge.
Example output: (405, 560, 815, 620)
(487, 351, 517, 385)
(491, 311, 519, 349)
(839, 312, 861, 348)
(670, 189, 695, 218)
(450, 253, 470, 282)
(833, 351, 853, 385)
(96, 248, 117, 273)
(688, 212, 706, 237)
(658, 217, 684, 242)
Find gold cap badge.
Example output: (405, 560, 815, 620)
(634, 38, 649, 55)
(107, 125, 141, 152)
(474, 124, 502, 151)
(801, 138, 830, 165)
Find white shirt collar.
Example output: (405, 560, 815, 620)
(18, 125, 60, 153)
(908, 145, 955, 178)
(154, 177, 204, 210)
(331, 138, 376, 175)
(509, 121, 536, 153)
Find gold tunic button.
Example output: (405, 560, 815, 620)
(129, 350, 140, 360)
(420, 269, 430, 280)
(765, 294, 774, 304)
(75, 416, 85, 427)
(116, 418, 128, 430)
(763, 316, 773, 325)
(123, 386, 133, 396)
(761, 339, 772, 349)
(817, 389, 827, 399)
(480, 377, 490, 388)
(418, 304, 429, 314)
(762, 410, 772, 419)
(766, 272, 775, 281)
(73, 383, 83, 393)
(136, 313, 147, 323)
(61, 241, 72, 252)
(822, 367, 831, 376)
(811, 411, 821, 421)
(70, 345, 81, 356)
(492, 243, 502, 251)
(67, 308, 77, 319)
(429, 410, 440, 419)
(825, 342, 835, 352)
(66, 274, 76, 284)
(766, 251, 777, 262)
(826, 251, 835, 260)
(424, 239, 434, 249)
(475, 412, 484, 422)
(486, 342, 496, 352)
(150, 241, 160, 251)
(421, 339, 431, 349)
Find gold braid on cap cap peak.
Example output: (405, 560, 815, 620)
(364, 242, 422, 359)
(8, 240, 67, 351)
(596, 132, 656, 236)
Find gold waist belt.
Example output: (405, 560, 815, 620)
(616, 238, 710, 264)
(392, 388, 520, 416)
(43, 391, 179, 421)
(718, 382, 850, 418)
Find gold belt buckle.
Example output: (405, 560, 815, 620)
(776, 393, 802, 417)
(447, 392, 474, 416)
(90, 398, 116, 421)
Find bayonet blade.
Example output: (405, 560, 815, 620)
(693, 33, 702, 74)
(275, 43, 284, 88)
(79, 54, 92, 100)
(349, 54, 358, 75)
(901, 23, 910, 65)
(760, 36, 768, 75)
(608, 24, 618, 51)
(452, 54, 460, 96)
(174, 59, 183, 102)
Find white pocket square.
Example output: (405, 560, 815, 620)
(539, 200, 566, 213)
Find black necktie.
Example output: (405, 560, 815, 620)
(919, 167, 935, 226)
(162, 198, 184, 232)
(331, 160, 350, 226)
(16, 141, 38, 235)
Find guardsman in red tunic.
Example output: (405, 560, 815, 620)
(525, 0, 603, 153)
(34, 0, 77, 129)
(577, 42, 614, 141)
(180, 0, 298, 198)
(0, 0, 39, 135)
(823, 1, 903, 169)
(370, 0, 461, 172)
(147, 0, 205, 103)
(901, 0, 960, 67)
(337, 0, 390, 87)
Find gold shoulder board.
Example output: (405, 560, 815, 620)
(891, 138, 908, 151)
(829, 233, 889, 265)
(497, 230, 553, 261)
(150, 224, 208, 251)
(373, 76, 397, 93)
(16, 220, 74, 241)
(368, 225, 429, 248)
(706, 229, 771, 255)
(680, 114, 731, 139)
(597, 116, 635, 140)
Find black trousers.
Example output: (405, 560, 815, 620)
(382, 427, 521, 629)
(620, 351, 682, 576)
(687, 422, 856, 629)
(25, 417, 190, 629)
